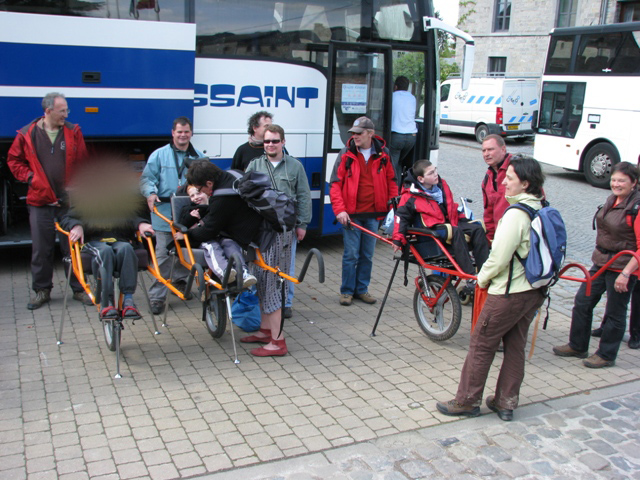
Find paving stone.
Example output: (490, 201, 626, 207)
(585, 439, 617, 456)
(596, 430, 628, 444)
(579, 453, 610, 471)
(466, 457, 496, 476)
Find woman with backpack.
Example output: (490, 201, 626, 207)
(554, 161, 640, 367)
(436, 155, 547, 422)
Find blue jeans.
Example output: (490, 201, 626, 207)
(341, 217, 379, 295)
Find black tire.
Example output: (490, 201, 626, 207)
(583, 143, 619, 189)
(475, 124, 489, 143)
(103, 319, 121, 352)
(457, 284, 473, 306)
(414, 275, 462, 341)
(203, 294, 227, 338)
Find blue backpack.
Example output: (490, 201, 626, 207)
(506, 200, 567, 293)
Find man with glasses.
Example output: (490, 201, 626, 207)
(246, 125, 311, 320)
(330, 116, 398, 306)
(140, 117, 204, 314)
(8, 92, 92, 310)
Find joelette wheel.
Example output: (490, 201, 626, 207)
(203, 294, 227, 338)
(414, 275, 462, 341)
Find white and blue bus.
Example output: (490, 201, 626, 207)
(0, 0, 473, 241)
(533, 21, 640, 188)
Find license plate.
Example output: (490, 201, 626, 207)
(506, 124, 519, 131)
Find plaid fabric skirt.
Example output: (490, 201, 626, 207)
(251, 231, 294, 314)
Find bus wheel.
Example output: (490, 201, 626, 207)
(475, 124, 489, 143)
(584, 143, 619, 189)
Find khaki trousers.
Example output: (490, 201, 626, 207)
(455, 289, 545, 410)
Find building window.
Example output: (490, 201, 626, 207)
(493, 0, 511, 32)
(619, 1, 640, 22)
(556, 0, 578, 27)
(488, 57, 507, 76)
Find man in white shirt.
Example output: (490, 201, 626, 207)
(389, 76, 417, 185)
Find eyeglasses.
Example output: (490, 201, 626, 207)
(263, 139, 281, 144)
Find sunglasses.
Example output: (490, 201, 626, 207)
(263, 139, 282, 144)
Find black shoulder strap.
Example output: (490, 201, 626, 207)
(592, 203, 604, 231)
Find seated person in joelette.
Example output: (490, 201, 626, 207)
(60, 159, 154, 319)
(178, 183, 255, 286)
(392, 159, 489, 287)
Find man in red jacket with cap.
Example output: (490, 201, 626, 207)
(330, 116, 398, 306)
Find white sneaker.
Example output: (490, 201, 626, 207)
(226, 268, 237, 284)
(242, 272, 257, 288)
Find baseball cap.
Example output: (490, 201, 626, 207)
(348, 116, 375, 133)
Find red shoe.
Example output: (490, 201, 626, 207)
(240, 328, 271, 344)
(251, 339, 288, 357)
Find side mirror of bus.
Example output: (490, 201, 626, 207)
(423, 17, 475, 91)
(531, 110, 539, 132)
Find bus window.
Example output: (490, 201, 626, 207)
(195, 0, 362, 58)
(440, 83, 450, 102)
(1, 0, 187, 21)
(538, 82, 585, 138)
(610, 31, 640, 73)
(373, 0, 418, 42)
(545, 36, 574, 73)
(576, 32, 621, 73)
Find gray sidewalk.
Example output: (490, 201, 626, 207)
(0, 236, 639, 480)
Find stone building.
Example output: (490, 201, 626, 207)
(455, 0, 637, 76)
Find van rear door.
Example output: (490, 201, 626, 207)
(502, 80, 537, 134)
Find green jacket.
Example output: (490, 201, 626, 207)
(246, 153, 312, 230)
(477, 192, 543, 295)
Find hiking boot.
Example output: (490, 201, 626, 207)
(150, 300, 165, 315)
(591, 327, 603, 338)
(629, 333, 640, 350)
(339, 294, 353, 306)
(173, 280, 193, 300)
(72, 291, 93, 306)
(283, 307, 293, 319)
(583, 354, 615, 369)
(486, 395, 513, 422)
(354, 292, 377, 304)
(27, 289, 51, 310)
(436, 399, 480, 417)
(552, 344, 588, 358)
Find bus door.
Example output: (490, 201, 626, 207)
(321, 42, 392, 235)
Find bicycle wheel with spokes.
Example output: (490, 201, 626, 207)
(414, 275, 461, 341)
(103, 319, 121, 352)
(203, 294, 227, 338)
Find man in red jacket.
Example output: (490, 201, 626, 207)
(481, 134, 512, 243)
(330, 117, 398, 306)
(8, 92, 91, 310)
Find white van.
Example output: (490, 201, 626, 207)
(439, 77, 539, 143)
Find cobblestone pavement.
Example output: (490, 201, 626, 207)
(201, 381, 640, 480)
(1, 140, 638, 479)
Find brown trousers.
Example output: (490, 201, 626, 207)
(455, 289, 545, 410)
